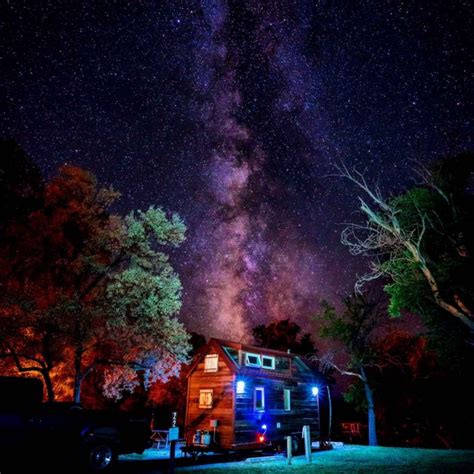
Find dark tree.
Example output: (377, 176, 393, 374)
(189, 332, 207, 353)
(313, 292, 390, 446)
(252, 319, 316, 356)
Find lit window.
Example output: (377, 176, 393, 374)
(245, 353, 261, 367)
(236, 380, 245, 394)
(262, 355, 275, 370)
(199, 389, 213, 409)
(284, 389, 291, 411)
(204, 354, 218, 372)
(254, 387, 265, 411)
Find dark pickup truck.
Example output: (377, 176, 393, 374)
(0, 376, 151, 472)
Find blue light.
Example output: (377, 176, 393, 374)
(236, 380, 245, 394)
(261, 424, 267, 430)
(312, 386, 319, 396)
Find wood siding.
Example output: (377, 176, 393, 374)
(234, 377, 319, 445)
(185, 349, 236, 448)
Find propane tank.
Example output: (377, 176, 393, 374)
(201, 431, 212, 445)
(193, 430, 202, 444)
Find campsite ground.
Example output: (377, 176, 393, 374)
(119, 445, 474, 473)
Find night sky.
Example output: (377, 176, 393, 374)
(2, 1, 472, 340)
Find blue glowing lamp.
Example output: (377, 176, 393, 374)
(236, 380, 245, 394)
(311, 386, 319, 396)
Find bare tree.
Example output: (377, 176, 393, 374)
(335, 162, 474, 331)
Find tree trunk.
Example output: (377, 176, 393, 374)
(73, 348, 83, 404)
(405, 242, 474, 330)
(360, 366, 378, 446)
(4, 348, 56, 401)
(42, 369, 55, 402)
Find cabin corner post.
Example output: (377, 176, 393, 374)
(231, 373, 236, 447)
(184, 373, 191, 446)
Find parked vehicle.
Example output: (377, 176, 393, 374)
(184, 338, 327, 455)
(0, 376, 151, 472)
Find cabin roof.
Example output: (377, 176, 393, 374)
(187, 337, 326, 384)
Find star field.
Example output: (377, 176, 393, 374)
(2, 0, 472, 339)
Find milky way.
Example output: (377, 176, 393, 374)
(2, 1, 472, 339)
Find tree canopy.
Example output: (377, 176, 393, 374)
(314, 291, 392, 446)
(252, 319, 316, 356)
(0, 152, 190, 402)
(338, 153, 474, 333)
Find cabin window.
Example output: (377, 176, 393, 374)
(245, 353, 261, 367)
(204, 354, 219, 372)
(254, 387, 265, 411)
(236, 380, 246, 394)
(261, 355, 275, 370)
(284, 389, 291, 411)
(199, 389, 213, 409)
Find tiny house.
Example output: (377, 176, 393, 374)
(184, 338, 325, 452)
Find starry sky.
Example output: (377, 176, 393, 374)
(2, 0, 472, 340)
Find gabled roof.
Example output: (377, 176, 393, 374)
(187, 337, 326, 384)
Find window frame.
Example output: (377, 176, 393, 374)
(245, 352, 262, 368)
(284, 388, 291, 411)
(254, 386, 265, 411)
(261, 355, 275, 370)
(198, 389, 213, 409)
(204, 354, 219, 373)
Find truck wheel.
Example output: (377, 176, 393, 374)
(85, 443, 117, 472)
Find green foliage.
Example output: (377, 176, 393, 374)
(390, 187, 445, 234)
(380, 166, 473, 347)
(0, 164, 191, 401)
(344, 382, 368, 413)
(382, 256, 426, 316)
(349, 154, 474, 343)
(317, 296, 383, 367)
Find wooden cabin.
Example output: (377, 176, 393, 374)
(184, 338, 325, 451)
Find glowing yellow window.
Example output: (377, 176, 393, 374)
(199, 389, 213, 409)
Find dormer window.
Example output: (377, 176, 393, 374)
(261, 355, 275, 370)
(204, 354, 218, 372)
(245, 353, 261, 367)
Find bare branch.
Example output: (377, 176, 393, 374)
(309, 353, 365, 381)
(335, 161, 474, 329)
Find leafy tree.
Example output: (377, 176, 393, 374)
(337, 154, 474, 332)
(188, 332, 207, 353)
(252, 319, 316, 356)
(313, 292, 390, 446)
(0, 164, 190, 402)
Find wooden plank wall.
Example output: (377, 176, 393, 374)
(235, 377, 319, 444)
(185, 349, 236, 447)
